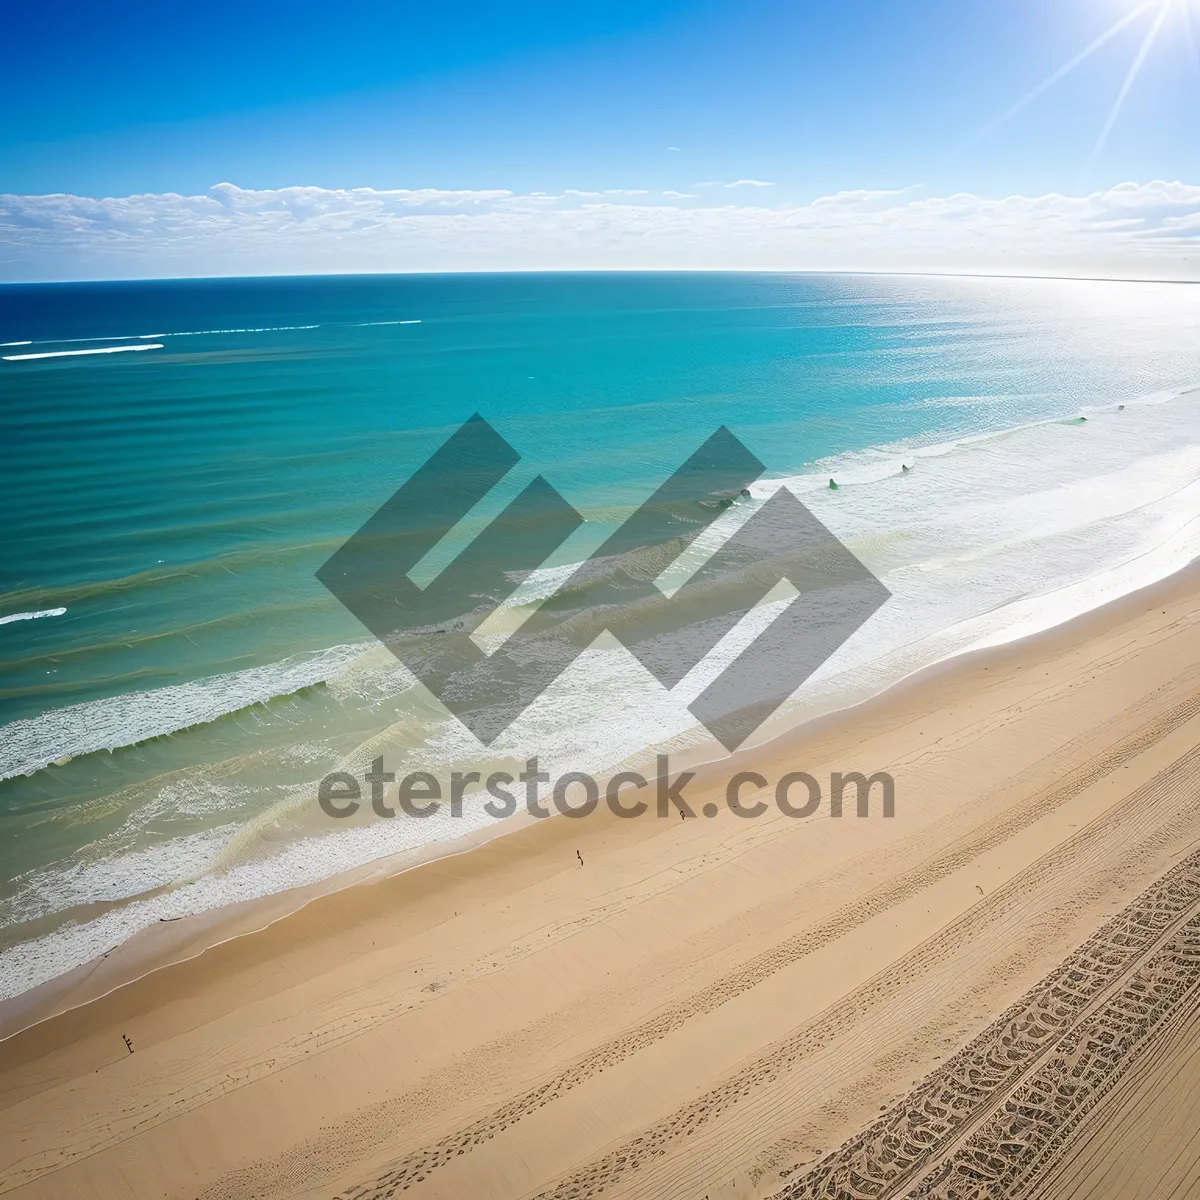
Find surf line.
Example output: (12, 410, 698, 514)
(3, 345, 163, 361)
(0, 607, 67, 626)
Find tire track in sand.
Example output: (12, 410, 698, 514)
(315, 687, 1200, 1200)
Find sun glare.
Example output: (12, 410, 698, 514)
(966, 0, 1194, 171)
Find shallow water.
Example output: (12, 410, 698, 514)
(3, 271, 1200, 998)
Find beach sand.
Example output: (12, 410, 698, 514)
(4, 563, 1200, 1200)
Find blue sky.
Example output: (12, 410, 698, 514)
(3, 0, 1200, 280)
(7, 0, 1199, 198)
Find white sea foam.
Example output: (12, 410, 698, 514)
(0, 641, 370, 782)
(18, 326, 322, 348)
(0, 824, 240, 931)
(157, 325, 321, 336)
(0, 817, 460, 1001)
(3, 345, 163, 361)
(15, 321, 416, 349)
(0, 607, 66, 626)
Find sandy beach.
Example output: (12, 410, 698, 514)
(4, 560, 1200, 1200)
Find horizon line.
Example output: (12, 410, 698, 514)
(2, 267, 1198, 288)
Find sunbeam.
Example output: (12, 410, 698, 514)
(1181, 0, 1200, 72)
(960, 2, 1156, 150)
(1088, 0, 1173, 171)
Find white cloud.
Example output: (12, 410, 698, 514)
(2, 180, 1200, 282)
(809, 186, 924, 208)
(563, 188, 651, 198)
(693, 179, 776, 189)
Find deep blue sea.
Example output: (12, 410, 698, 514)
(3, 271, 1200, 998)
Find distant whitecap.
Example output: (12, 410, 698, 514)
(0, 606, 67, 626)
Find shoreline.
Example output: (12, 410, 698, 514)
(5, 550, 1200, 1197)
(3, 552, 1198, 1045)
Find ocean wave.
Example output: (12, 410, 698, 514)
(0, 808, 487, 1002)
(0, 607, 66, 626)
(748, 380, 1200, 496)
(12, 326, 322, 348)
(0, 641, 370, 782)
(11, 320, 424, 348)
(0, 538, 345, 617)
(3, 345, 163, 362)
(157, 325, 321, 336)
(500, 381, 1200, 597)
(0, 823, 240, 932)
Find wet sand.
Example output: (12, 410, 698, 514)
(4, 563, 1200, 1200)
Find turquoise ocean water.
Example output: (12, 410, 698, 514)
(3, 271, 1200, 999)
